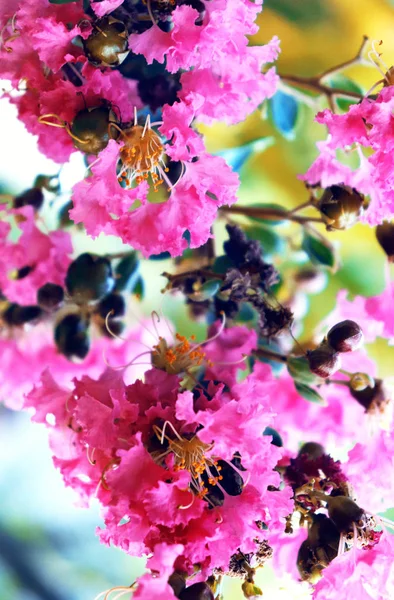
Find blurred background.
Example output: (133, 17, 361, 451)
(1, 0, 394, 598)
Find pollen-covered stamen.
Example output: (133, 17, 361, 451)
(151, 422, 245, 507)
(151, 332, 209, 375)
(117, 114, 171, 192)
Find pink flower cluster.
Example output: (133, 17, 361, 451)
(302, 86, 394, 225)
(0, 0, 279, 256)
(25, 329, 293, 576)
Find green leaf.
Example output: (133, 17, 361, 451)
(245, 225, 285, 256)
(212, 255, 234, 274)
(294, 382, 327, 405)
(218, 137, 275, 173)
(269, 90, 299, 140)
(132, 276, 145, 300)
(114, 253, 139, 292)
(327, 74, 363, 112)
(245, 203, 288, 226)
(302, 230, 337, 269)
(287, 356, 317, 384)
(190, 279, 222, 302)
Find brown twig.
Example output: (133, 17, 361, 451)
(253, 348, 288, 363)
(220, 205, 325, 225)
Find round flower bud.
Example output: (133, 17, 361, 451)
(83, 17, 129, 68)
(70, 106, 120, 155)
(13, 187, 44, 210)
(37, 283, 64, 311)
(349, 378, 385, 411)
(168, 572, 186, 597)
(327, 320, 363, 353)
(318, 184, 364, 230)
(65, 253, 115, 304)
(179, 582, 214, 600)
(350, 372, 375, 392)
(54, 313, 90, 359)
(325, 495, 364, 533)
(97, 292, 126, 319)
(298, 442, 325, 460)
(375, 222, 394, 262)
(307, 342, 341, 379)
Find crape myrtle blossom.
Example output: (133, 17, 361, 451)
(312, 535, 394, 600)
(302, 86, 394, 225)
(0, 206, 72, 305)
(70, 132, 239, 257)
(25, 358, 293, 575)
(0, 321, 151, 410)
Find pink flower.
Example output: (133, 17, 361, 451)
(2, 322, 151, 410)
(302, 87, 394, 224)
(344, 430, 394, 512)
(327, 288, 394, 345)
(0, 206, 72, 305)
(15, 68, 139, 164)
(70, 140, 239, 257)
(25, 363, 293, 572)
(312, 536, 394, 599)
(91, 0, 124, 18)
(204, 323, 258, 387)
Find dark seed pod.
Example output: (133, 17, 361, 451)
(83, 16, 129, 67)
(263, 426, 283, 447)
(97, 292, 126, 319)
(137, 73, 181, 112)
(306, 342, 341, 378)
(14, 265, 34, 279)
(298, 442, 325, 460)
(168, 572, 187, 597)
(376, 222, 394, 262)
(318, 184, 364, 230)
(13, 187, 44, 210)
(54, 313, 90, 359)
(65, 253, 115, 304)
(325, 495, 364, 533)
(179, 582, 214, 600)
(2, 303, 43, 326)
(102, 319, 125, 338)
(70, 106, 120, 155)
(37, 283, 65, 311)
(349, 378, 384, 411)
(327, 320, 363, 353)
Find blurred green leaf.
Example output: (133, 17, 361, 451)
(191, 279, 222, 301)
(265, 0, 332, 24)
(327, 74, 363, 111)
(114, 253, 139, 292)
(245, 224, 285, 256)
(212, 255, 234, 274)
(287, 356, 317, 384)
(302, 230, 337, 269)
(294, 381, 327, 404)
(269, 91, 299, 139)
(218, 137, 274, 173)
(132, 276, 145, 299)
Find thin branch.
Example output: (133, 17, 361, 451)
(220, 205, 325, 225)
(253, 348, 288, 363)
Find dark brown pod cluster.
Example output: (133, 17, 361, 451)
(307, 341, 341, 379)
(307, 320, 363, 378)
(83, 16, 129, 67)
(317, 184, 364, 230)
